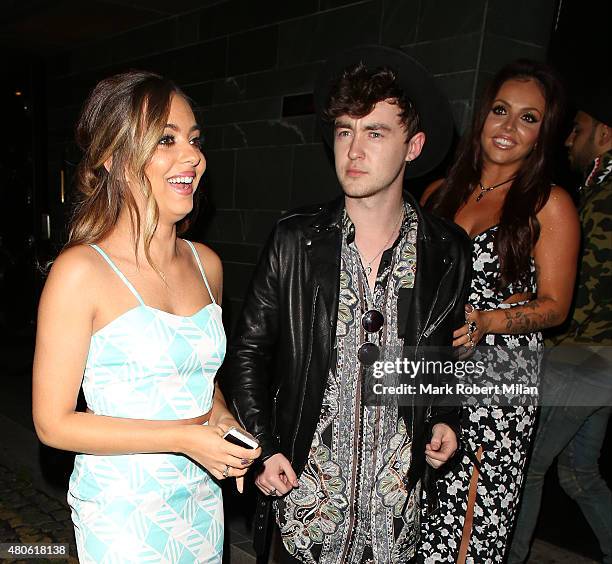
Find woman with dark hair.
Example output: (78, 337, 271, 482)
(419, 60, 580, 562)
(32, 71, 260, 563)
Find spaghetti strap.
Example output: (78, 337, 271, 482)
(90, 244, 146, 306)
(184, 240, 216, 304)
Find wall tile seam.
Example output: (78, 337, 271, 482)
(214, 208, 286, 213)
(208, 88, 316, 103)
(317, 0, 373, 15)
(377, 0, 383, 44)
(231, 149, 237, 208)
(201, 119, 286, 132)
(199, 112, 284, 124)
(470, 0, 489, 112)
(408, 33, 488, 45)
(433, 70, 477, 78)
(211, 120, 314, 134)
(182, 62, 319, 88)
(484, 32, 548, 49)
(198, 100, 313, 115)
(201, 16, 311, 43)
(414, 0, 422, 42)
(221, 142, 312, 149)
(288, 142, 296, 206)
(401, 32, 482, 48)
(227, 142, 324, 150)
(196, 97, 309, 113)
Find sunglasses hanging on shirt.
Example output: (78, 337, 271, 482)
(358, 308, 385, 366)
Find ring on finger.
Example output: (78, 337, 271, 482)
(467, 335, 475, 349)
(222, 464, 230, 478)
(468, 320, 477, 334)
(269, 488, 278, 496)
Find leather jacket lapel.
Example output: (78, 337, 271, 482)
(304, 197, 343, 319)
(400, 192, 454, 346)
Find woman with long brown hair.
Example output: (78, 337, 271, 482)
(419, 60, 580, 562)
(32, 71, 260, 563)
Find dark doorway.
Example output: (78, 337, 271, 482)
(0, 50, 48, 338)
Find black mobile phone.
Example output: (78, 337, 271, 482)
(223, 428, 259, 449)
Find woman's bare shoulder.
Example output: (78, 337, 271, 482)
(40, 244, 107, 313)
(48, 244, 104, 284)
(420, 178, 445, 206)
(538, 185, 577, 223)
(189, 241, 222, 284)
(189, 242, 221, 270)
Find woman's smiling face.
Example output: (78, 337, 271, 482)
(144, 94, 205, 225)
(480, 78, 546, 169)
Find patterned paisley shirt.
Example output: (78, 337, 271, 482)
(275, 202, 420, 563)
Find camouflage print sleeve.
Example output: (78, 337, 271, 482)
(572, 176, 612, 344)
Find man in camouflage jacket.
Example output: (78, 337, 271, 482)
(509, 86, 612, 564)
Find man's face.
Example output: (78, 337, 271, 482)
(333, 99, 424, 199)
(565, 111, 598, 174)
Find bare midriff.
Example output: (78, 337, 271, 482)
(85, 407, 211, 426)
(501, 291, 534, 305)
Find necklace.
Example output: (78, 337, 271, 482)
(357, 207, 404, 276)
(475, 176, 516, 202)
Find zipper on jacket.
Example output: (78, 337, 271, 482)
(272, 386, 281, 439)
(417, 260, 454, 344)
(422, 295, 455, 339)
(290, 285, 318, 459)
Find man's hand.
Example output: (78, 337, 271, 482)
(425, 423, 457, 469)
(255, 453, 299, 496)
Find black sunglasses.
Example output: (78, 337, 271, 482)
(358, 309, 384, 366)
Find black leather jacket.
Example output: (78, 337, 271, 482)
(221, 191, 472, 553)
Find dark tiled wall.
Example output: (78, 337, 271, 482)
(45, 0, 555, 326)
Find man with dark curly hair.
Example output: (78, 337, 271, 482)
(223, 45, 472, 563)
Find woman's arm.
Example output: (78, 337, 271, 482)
(32, 247, 259, 479)
(454, 187, 580, 346)
(190, 243, 242, 429)
(191, 242, 260, 491)
(210, 384, 235, 426)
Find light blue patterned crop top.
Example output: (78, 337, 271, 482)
(84, 240, 226, 420)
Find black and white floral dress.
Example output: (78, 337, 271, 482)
(420, 225, 542, 564)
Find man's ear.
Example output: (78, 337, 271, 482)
(596, 122, 612, 149)
(406, 132, 426, 162)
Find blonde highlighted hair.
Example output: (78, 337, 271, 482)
(66, 70, 198, 275)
